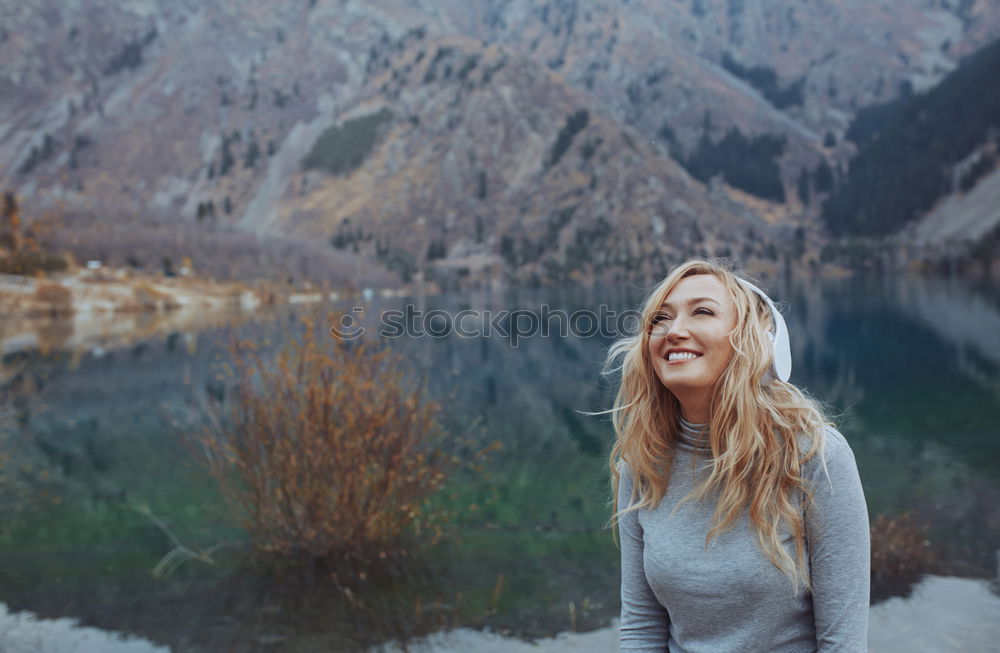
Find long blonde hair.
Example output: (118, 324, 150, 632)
(607, 258, 828, 595)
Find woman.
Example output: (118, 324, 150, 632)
(607, 258, 870, 652)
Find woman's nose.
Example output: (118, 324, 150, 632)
(666, 316, 689, 340)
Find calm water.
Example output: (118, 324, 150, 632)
(1, 273, 998, 651)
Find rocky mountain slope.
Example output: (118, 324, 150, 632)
(2, 0, 999, 287)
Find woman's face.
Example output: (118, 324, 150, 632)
(647, 274, 738, 419)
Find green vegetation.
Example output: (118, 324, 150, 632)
(195, 201, 216, 221)
(721, 53, 804, 109)
(457, 55, 480, 81)
(104, 27, 158, 76)
(272, 88, 291, 109)
(243, 135, 260, 169)
(814, 160, 836, 194)
(845, 82, 912, 148)
(500, 234, 546, 268)
(426, 239, 447, 261)
(423, 46, 454, 83)
(797, 168, 811, 205)
(480, 57, 507, 85)
(547, 110, 589, 168)
(380, 247, 417, 283)
(580, 137, 602, 161)
(218, 131, 238, 176)
(302, 108, 393, 176)
(476, 170, 487, 200)
(682, 128, 787, 201)
(823, 38, 1000, 237)
(657, 123, 677, 146)
(332, 220, 374, 254)
(18, 134, 57, 175)
(68, 133, 91, 170)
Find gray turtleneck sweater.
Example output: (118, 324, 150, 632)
(617, 421, 870, 652)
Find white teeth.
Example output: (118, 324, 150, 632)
(667, 352, 700, 361)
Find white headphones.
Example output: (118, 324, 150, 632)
(737, 279, 792, 383)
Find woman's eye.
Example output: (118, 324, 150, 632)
(651, 313, 671, 324)
(694, 307, 714, 316)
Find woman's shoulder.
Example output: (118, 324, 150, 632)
(615, 458, 641, 511)
(794, 423, 851, 455)
(616, 458, 635, 488)
(801, 424, 861, 485)
(819, 424, 856, 459)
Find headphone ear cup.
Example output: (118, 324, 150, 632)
(737, 279, 792, 383)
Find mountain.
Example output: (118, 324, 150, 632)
(2, 0, 999, 287)
(267, 36, 774, 287)
(823, 37, 1000, 237)
(819, 37, 1000, 276)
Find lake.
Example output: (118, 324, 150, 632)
(1, 272, 998, 651)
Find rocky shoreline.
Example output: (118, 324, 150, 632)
(0, 267, 377, 357)
(2, 575, 996, 652)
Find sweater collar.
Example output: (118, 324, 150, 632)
(677, 416, 711, 452)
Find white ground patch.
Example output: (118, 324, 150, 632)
(905, 165, 1000, 243)
(0, 604, 168, 653)
(868, 576, 1000, 653)
(375, 575, 1000, 653)
(910, 9, 963, 92)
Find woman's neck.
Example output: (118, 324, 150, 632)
(679, 405, 710, 423)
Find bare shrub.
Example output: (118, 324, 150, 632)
(198, 310, 461, 578)
(0, 191, 69, 275)
(870, 511, 939, 601)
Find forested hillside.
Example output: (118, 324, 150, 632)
(822, 38, 1000, 238)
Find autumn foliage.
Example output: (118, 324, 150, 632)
(199, 311, 457, 575)
(869, 511, 939, 601)
(0, 192, 68, 276)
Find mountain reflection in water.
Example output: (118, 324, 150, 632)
(0, 274, 997, 651)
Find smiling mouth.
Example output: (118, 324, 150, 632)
(666, 352, 702, 362)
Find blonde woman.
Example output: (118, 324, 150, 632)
(608, 258, 869, 652)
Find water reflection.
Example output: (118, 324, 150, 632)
(0, 274, 997, 649)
